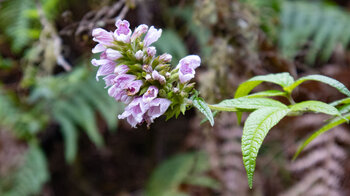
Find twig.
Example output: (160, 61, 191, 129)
(36, 1, 71, 71)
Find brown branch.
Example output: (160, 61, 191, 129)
(36, 1, 71, 71)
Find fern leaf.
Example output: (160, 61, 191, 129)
(3, 143, 49, 196)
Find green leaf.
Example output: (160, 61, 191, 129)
(338, 104, 350, 114)
(209, 97, 287, 112)
(4, 143, 49, 196)
(245, 90, 286, 98)
(146, 153, 199, 196)
(183, 175, 220, 190)
(70, 96, 104, 147)
(289, 100, 341, 116)
(293, 113, 350, 160)
(330, 97, 350, 107)
(234, 73, 294, 98)
(53, 112, 78, 163)
(242, 107, 290, 188)
(193, 97, 214, 126)
(284, 75, 350, 96)
(200, 111, 218, 125)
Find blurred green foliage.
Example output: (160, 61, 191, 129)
(0, 0, 350, 195)
(146, 152, 219, 196)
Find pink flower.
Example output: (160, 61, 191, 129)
(92, 44, 106, 53)
(144, 26, 162, 47)
(91, 59, 117, 80)
(142, 86, 158, 103)
(159, 53, 172, 63)
(107, 74, 141, 104)
(131, 24, 148, 42)
(115, 19, 131, 35)
(106, 48, 122, 60)
(92, 28, 114, 45)
(114, 74, 136, 88)
(114, 65, 129, 75)
(113, 20, 131, 43)
(118, 97, 149, 128)
(146, 98, 171, 122)
(126, 80, 143, 96)
(176, 55, 201, 83)
(152, 70, 166, 84)
(103, 65, 129, 88)
(147, 46, 156, 57)
(103, 74, 117, 88)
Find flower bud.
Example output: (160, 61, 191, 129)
(131, 24, 148, 42)
(152, 70, 166, 84)
(176, 55, 201, 83)
(135, 50, 144, 60)
(145, 74, 151, 80)
(92, 28, 114, 45)
(147, 46, 156, 57)
(144, 26, 162, 47)
(159, 53, 172, 63)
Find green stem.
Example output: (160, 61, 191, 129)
(286, 93, 296, 105)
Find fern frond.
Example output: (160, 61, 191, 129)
(30, 67, 122, 162)
(282, 125, 350, 196)
(279, 1, 350, 65)
(0, 0, 36, 52)
(0, 143, 49, 196)
(0, 89, 44, 138)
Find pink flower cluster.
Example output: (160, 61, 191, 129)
(91, 19, 201, 128)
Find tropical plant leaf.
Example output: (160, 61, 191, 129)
(242, 107, 290, 188)
(193, 97, 214, 126)
(293, 113, 350, 160)
(289, 100, 341, 116)
(330, 97, 350, 107)
(338, 104, 350, 114)
(245, 90, 286, 98)
(210, 97, 287, 112)
(234, 72, 294, 98)
(284, 75, 350, 97)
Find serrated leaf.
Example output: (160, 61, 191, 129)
(200, 111, 218, 125)
(235, 73, 294, 98)
(293, 113, 350, 160)
(242, 107, 290, 188)
(284, 75, 350, 96)
(290, 100, 340, 116)
(193, 97, 214, 126)
(245, 90, 286, 98)
(210, 97, 287, 112)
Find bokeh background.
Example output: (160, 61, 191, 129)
(1, 0, 350, 195)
